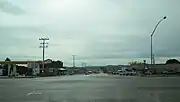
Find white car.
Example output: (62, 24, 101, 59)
(118, 70, 136, 76)
(118, 70, 125, 75)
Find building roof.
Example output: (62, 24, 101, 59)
(44, 59, 52, 64)
(0, 61, 42, 64)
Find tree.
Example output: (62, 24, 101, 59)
(166, 59, 180, 64)
(5, 57, 11, 61)
(3, 57, 11, 76)
(128, 61, 143, 65)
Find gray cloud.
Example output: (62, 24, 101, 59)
(0, 0, 25, 15)
(0, 26, 46, 47)
(1, 0, 180, 66)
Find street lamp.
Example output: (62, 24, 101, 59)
(72, 55, 76, 68)
(150, 16, 167, 67)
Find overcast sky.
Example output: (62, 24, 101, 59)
(0, 0, 180, 66)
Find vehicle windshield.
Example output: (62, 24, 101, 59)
(0, 0, 180, 102)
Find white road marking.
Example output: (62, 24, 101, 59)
(27, 90, 42, 96)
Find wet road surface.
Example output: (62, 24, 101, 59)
(0, 74, 180, 102)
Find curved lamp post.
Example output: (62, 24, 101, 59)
(150, 16, 167, 67)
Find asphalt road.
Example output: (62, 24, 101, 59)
(0, 74, 180, 102)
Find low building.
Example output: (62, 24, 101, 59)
(66, 67, 86, 74)
(130, 63, 180, 74)
(57, 68, 67, 75)
(39, 59, 64, 76)
(27, 62, 40, 76)
(0, 65, 2, 76)
(104, 65, 130, 73)
(85, 66, 100, 73)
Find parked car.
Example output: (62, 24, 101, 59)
(112, 71, 118, 75)
(69, 72, 74, 75)
(118, 70, 136, 76)
(145, 71, 152, 75)
(118, 70, 125, 75)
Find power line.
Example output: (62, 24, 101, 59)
(39, 37, 49, 73)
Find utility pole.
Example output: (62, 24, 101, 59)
(39, 37, 49, 74)
(81, 62, 84, 68)
(152, 54, 155, 64)
(81, 62, 86, 68)
(84, 63, 86, 68)
(72, 55, 76, 68)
